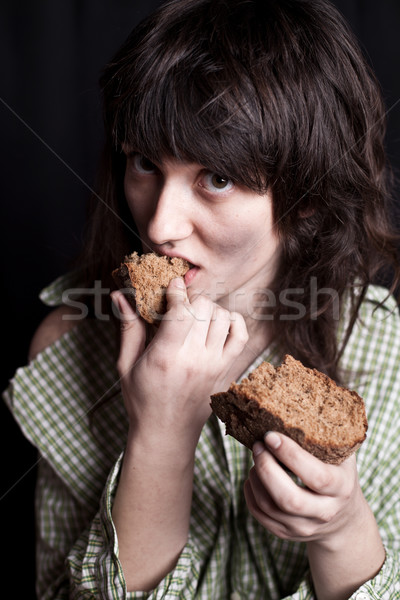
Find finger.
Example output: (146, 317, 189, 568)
(244, 477, 290, 539)
(157, 278, 194, 343)
(223, 311, 249, 357)
(245, 470, 328, 541)
(252, 441, 320, 517)
(247, 465, 282, 518)
(181, 294, 216, 348)
(165, 277, 188, 310)
(205, 305, 231, 351)
(111, 290, 146, 375)
(262, 432, 348, 496)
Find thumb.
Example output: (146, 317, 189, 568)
(165, 277, 188, 311)
(111, 290, 146, 374)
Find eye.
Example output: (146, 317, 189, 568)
(201, 171, 234, 193)
(131, 153, 157, 174)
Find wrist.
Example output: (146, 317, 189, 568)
(125, 424, 199, 471)
(307, 498, 385, 600)
(309, 493, 376, 553)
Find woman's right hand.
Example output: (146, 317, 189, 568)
(111, 277, 248, 456)
(111, 276, 249, 591)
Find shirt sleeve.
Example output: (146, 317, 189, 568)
(281, 551, 400, 600)
(284, 288, 400, 599)
(3, 317, 205, 599)
(344, 290, 400, 598)
(36, 451, 203, 600)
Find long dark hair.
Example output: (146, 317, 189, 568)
(79, 0, 400, 380)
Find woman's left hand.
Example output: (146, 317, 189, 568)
(244, 432, 385, 600)
(244, 431, 362, 543)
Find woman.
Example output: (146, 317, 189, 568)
(4, 0, 400, 598)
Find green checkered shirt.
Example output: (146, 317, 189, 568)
(3, 274, 400, 599)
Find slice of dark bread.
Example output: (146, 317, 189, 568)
(112, 252, 190, 324)
(210, 354, 367, 464)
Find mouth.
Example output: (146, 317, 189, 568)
(154, 249, 199, 286)
(184, 264, 199, 286)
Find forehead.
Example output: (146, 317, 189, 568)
(123, 144, 208, 172)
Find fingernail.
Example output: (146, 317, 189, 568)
(264, 432, 281, 450)
(253, 442, 264, 457)
(171, 277, 185, 289)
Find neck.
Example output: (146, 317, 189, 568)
(245, 313, 273, 355)
(218, 288, 273, 349)
(221, 317, 273, 386)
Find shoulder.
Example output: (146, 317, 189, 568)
(28, 305, 82, 361)
(359, 285, 400, 335)
(358, 286, 399, 350)
(363, 284, 399, 311)
(341, 285, 400, 391)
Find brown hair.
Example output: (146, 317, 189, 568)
(80, 0, 400, 380)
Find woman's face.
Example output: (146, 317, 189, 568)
(123, 150, 282, 316)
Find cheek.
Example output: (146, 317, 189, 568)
(226, 221, 280, 280)
(211, 213, 274, 260)
(204, 212, 252, 255)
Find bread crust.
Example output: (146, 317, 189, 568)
(210, 355, 368, 464)
(112, 252, 190, 324)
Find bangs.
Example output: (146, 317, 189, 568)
(125, 76, 268, 191)
(101, 1, 277, 192)
(124, 78, 264, 188)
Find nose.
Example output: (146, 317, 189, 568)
(147, 179, 194, 246)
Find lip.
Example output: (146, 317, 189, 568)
(184, 266, 199, 286)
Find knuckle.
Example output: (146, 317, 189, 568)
(152, 352, 176, 373)
(313, 469, 334, 492)
(226, 329, 249, 354)
(214, 305, 230, 322)
(167, 300, 192, 322)
(116, 356, 130, 377)
(119, 311, 138, 331)
(232, 314, 249, 343)
(343, 485, 353, 502)
(120, 318, 133, 332)
(174, 354, 199, 378)
(295, 522, 315, 538)
(192, 294, 212, 310)
(282, 494, 303, 515)
(237, 328, 250, 345)
(319, 507, 336, 524)
(255, 452, 272, 476)
(168, 290, 187, 308)
(192, 296, 214, 320)
(120, 322, 133, 334)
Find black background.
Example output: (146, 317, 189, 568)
(1, 1, 399, 597)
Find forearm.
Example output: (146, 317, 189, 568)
(112, 430, 195, 592)
(307, 498, 385, 600)
(111, 282, 248, 591)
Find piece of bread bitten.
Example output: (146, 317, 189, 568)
(210, 354, 367, 464)
(112, 252, 190, 324)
